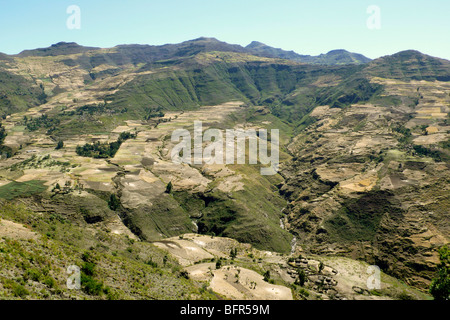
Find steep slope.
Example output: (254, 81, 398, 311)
(364, 50, 450, 81)
(0, 69, 47, 117)
(0, 202, 218, 300)
(106, 51, 372, 124)
(279, 52, 450, 290)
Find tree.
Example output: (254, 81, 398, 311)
(230, 248, 237, 260)
(215, 258, 222, 270)
(296, 268, 307, 286)
(318, 261, 324, 274)
(108, 194, 120, 211)
(430, 245, 450, 300)
(55, 140, 64, 150)
(165, 181, 173, 194)
(263, 270, 271, 282)
(0, 123, 6, 145)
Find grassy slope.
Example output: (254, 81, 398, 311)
(0, 70, 47, 117)
(106, 55, 364, 125)
(0, 202, 217, 300)
(170, 107, 294, 253)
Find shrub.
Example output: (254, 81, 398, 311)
(298, 288, 309, 297)
(215, 258, 222, 269)
(44, 277, 56, 288)
(81, 274, 104, 296)
(430, 245, 450, 300)
(26, 268, 42, 282)
(12, 284, 29, 298)
(146, 258, 158, 268)
(230, 248, 237, 260)
(263, 270, 271, 282)
(318, 261, 324, 273)
(108, 193, 121, 211)
(81, 262, 96, 276)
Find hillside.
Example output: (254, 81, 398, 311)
(280, 51, 450, 289)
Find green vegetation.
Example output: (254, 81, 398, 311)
(439, 139, 450, 150)
(230, 248, 238, 260)
(393, 125, 412, 145)
(173, 161, 292, 253)
(430, 245, 450, 300)
(325, 190, 403, 242)
(108, 194, 121, 211)
(318, 261, 324, 274)
(0, 121, 11, 157)
(215, 258, 223, 269)
(165, 181, 173, 194)
(0, 70, 47, 117)
(295, 268, 307, 286)
(76, 131, 136, 158)
(24, 114, 60, 133)
(106, 56, 379, 127)
(0, 202, 218, 300)
(9, 154, 72, 172)
(365, 50, 450, 81)
(0, 180, 47, 200)
(144, 106, 165, 120)
(55, 140, 64, 150)
(316, 76, 383, 109)
(263, 270, 271, 282)
(121, 194, 194, 241)
(0, 122, 6, 145)
(79, 252, 111, 297)
(413, 144, 449, 162)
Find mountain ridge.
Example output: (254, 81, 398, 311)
(3, 38, 373, 65)
(4, 38, 449, 67)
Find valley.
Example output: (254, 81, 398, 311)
(0, 38, 448, 300)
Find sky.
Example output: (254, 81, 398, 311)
(0, 0, 449, 60)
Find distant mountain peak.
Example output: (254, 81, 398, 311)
(189, 37, 220, 42)
(51, 41, 80, 47)
(17, 42, 99, 57)
(326, 49, 349, 54)
(388, 50, 433, 60)
(245, 41, 371, 65)
(374, 49, 450, 63)
(366, 49, 450, 81)
(246, 41, 266, 48)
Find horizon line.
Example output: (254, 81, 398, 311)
(1, 37, 448, 62)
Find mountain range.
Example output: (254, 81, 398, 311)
(12, 37, 372, 65)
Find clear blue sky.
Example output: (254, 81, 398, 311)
(0, 0, 449, 60)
